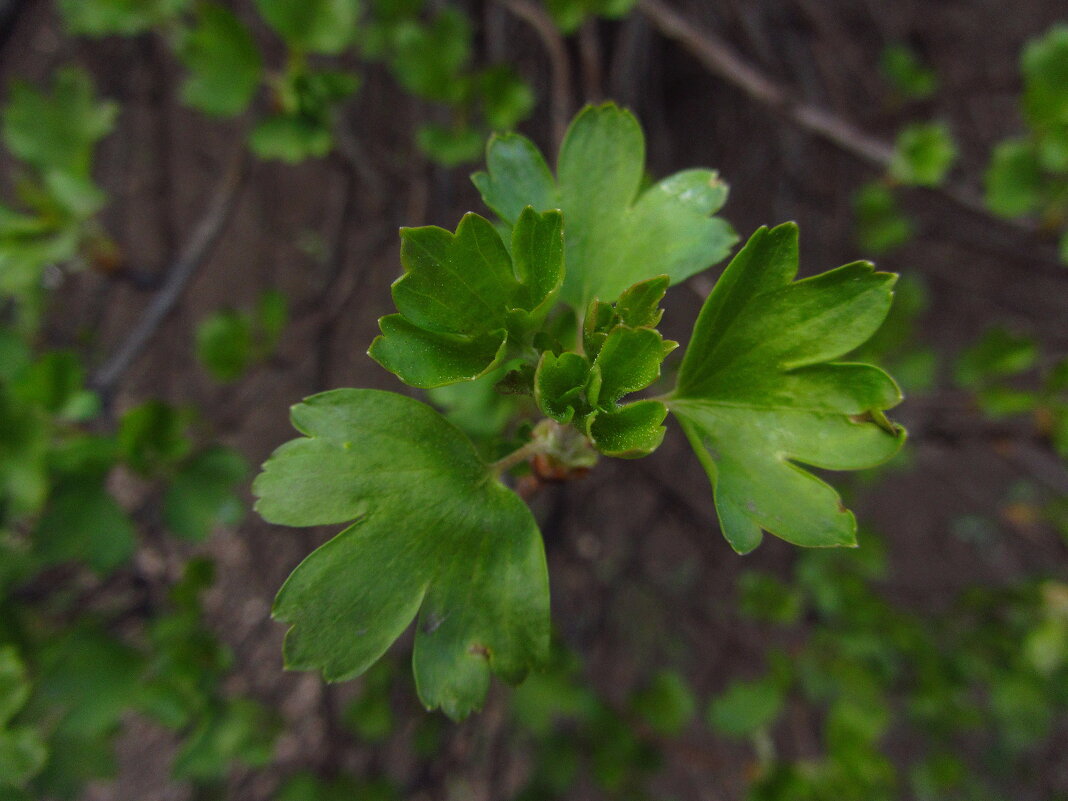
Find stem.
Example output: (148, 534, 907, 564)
(490, 440, 543, 477)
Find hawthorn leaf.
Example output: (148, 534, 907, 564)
(668, 223, 905, 554)
(369, 209, 563, 388)
(253, 389, 549, 719)
(33, 477, 137, 573)
(587, 325, 675, 410)
(616, 274, 670, 328)
(178, 2, 262, 117)
(1, 68, 117, 180)
(535, 351, 589, 423)
(163, 446, 248, 541)
(585, 399, 667, 459)
(254, 0, 360, 55)
(889, 122, 957, 187)
(472, 103, 736, 310)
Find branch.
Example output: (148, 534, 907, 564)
(637, 0, 1048, 243)
(90, 147, 249, 395)
(495, 0, 572, 149)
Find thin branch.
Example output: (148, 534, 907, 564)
(495, 0, 572, 149)
(637, 0, 1050, 244)
(90, 146, 249, 395)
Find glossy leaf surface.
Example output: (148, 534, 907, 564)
(254, 389, 549, 718)
(473, 103, 736, 310)
(669, 223, 905, 553)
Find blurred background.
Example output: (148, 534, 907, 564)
(0, 0, 1067, 799)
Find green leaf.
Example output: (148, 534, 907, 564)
(853, 181, 913, 254)
(178, 2, 262, 117)
(630, 669, 696, 737)
(57, 0, 190, 36)
(1, 68, 117, 180)
(172, 698, 277, 780)
(196, 309, 253, 382)
(250, 114, 333, 163)
(416, 123, 484, 167)
(163, 447, 248, 541)
(984, 138, 1043, 217)
(535, 351, 589, 423)
(668, 224, 904, 553)
(1021, 25, 1068, 137)
(707, 674, 784, 738)
(479, 65, 535, 131)
(879, 44, 938, 100)
(33, 477, 137, 573)
(386, 9, 471, 102)
(254, 0, 360, 54)
(586, 325, 675, 410)
(369, 209, 563, 388)
(544, 0, 637, 34)
(473, 103, 736, 310)
(954, 327, 1038, 388)
(253, 389, 549, 719)
(889, 122, 957, 187)
(0, 728, 47, 789)
(585, 399, 667, 458)
(0, 648, 30, 727)
(118, 399, 192, 475)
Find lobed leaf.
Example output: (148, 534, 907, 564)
(369, 208, 563, 388)
(253, 389, 549, 719)
(473, 103, 736, 310)
(669, 223, 905, 553)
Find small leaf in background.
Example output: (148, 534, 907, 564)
(984, 138, 1043, 217)
(278, 772, 400, 801)
(33, 477, 136, 574)
(118, 399, 192, 475)
(853, 181, 914, 254)
(57, 0, 191, 36)
(1, 68, 117, 180)
(1021, 25, 1068, 141)
(879, 43, 938, 100)
(889, 122, 957, 187)
(341, 661, 394, 743)
(255, 288, 288, 351)
(737, 571, 803, 625)
(196, 309, 253, 382)
(250, 115, 333, 163)
(1058, 229, 1068, 266)
(254, 0, 360, 55)
(163, 447, 248, 541)
(953, 327, 1038, 388)
(544, 0, 638, 35)
(479, 65, 535, 131)
(670, 223, 904, 553)
(387, 9, 472, 102)
(172, 698, 277, 781)
(630, 669, 696, 737)
(707, 674, 785, 738)
(473, 103, 736, 311)
(416, 123, 485, 167)
(178, 2, 262, 117)
(254, 390, 550, 719)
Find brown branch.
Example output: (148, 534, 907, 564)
(637, 0, 1050, 245)
(90, 145, 249, 395)
(495, 0, 572, 149)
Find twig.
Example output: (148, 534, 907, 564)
(637, 0, 1050, 243)
(495, 0, 572, 149)
(90, 146, 248, 395)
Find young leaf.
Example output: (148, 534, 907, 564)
(163, 447, 248, 541)
(668, 223, 905, 554)
(253, 389, 549, 719)
(33, 477, 137, 574)
(196, 309, 253, 382)
(57, 0, 190, 36)
(178, 2, 262, 117)
(954, 327, 1038, 389)
(879, 44, 938, 100)
(853, 182, 913, 254)
(984, 139, 1043, 218)
(369, 208, 563, 388)
(254, 0, 360, 55)
(1021, 25, 1068, 139)
(707, 674, 785, 737)
(889, 122, 957, 187)
(1, 68, 117, 180)
(472, 103, 736, 310)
